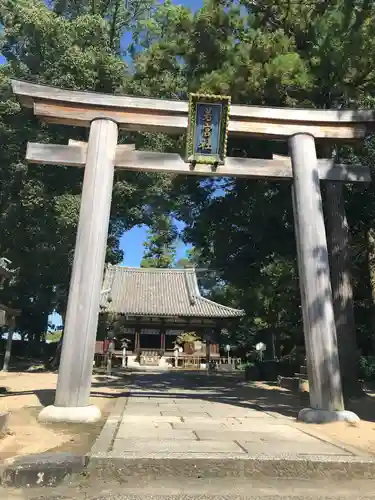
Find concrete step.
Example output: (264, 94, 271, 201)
(87, 453, 375, 481)
(6, 478, 375, 499)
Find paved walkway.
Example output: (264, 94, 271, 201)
(107, 371, 353, 458)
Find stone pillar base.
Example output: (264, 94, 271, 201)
(38, 404, 101, 424)
(297, 407, 359, 424)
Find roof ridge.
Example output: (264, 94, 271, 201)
(184, 269, 197, 305)
(197, 295, 245, 315)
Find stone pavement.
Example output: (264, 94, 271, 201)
(88, 371, 375, 479)
(113, 378, 349, 457)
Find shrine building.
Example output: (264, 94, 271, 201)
(99, 265, 244, 368)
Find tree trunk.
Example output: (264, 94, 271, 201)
(324, 182, 362, 399)
(2, 326, 14, 372)
(49, 331, 64, 370)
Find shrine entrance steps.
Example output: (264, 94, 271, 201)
(87, 371, 375, 480)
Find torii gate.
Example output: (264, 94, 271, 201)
(11, 80, 374, 424)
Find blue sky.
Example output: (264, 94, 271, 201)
(122, 220, 192, 267)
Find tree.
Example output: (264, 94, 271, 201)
(0, 0, 169, 343)
(50, 0, 153, 55)
(174, 248, 198, 269)
(129, 0, 375, 396)
(140, 216, 177, 268)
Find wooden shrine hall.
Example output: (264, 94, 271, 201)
(99, 265, 244, 368)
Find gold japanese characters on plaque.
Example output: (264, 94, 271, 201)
(186, 93, 231, 165)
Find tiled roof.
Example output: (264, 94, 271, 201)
(100, 266, 245, 319)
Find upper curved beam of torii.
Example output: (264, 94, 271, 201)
(11, 79, 375, 140)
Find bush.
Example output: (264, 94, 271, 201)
(244, 362, 260, 381)
(243, 358, 300, 382)
(359, 356, 375, 381)
(278, 358, 299, 377)
(258, 360, 279, 381)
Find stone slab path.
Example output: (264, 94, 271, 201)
(103, 371, 354, 458)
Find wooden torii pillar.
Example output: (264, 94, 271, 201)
(11, 80, 375, 424)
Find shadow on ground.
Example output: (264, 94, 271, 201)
(2, 369, 375, 422)
(94, 370, 306, 419)
(0, 387, 128, 407)
(0, 356, 51, 373)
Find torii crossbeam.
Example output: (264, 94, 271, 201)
(11, 79, 375, 425)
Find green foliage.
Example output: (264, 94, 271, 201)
(140, 215, 177, 268)
(0, 0, 170, 339)
(176, 331, 200, 345)
(51, 0, 153, 55)
(46, 330, 63, 343)
(128, 0, 375, 396)
(3, 0, 375, 402)
(359, 356, 375, 381)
